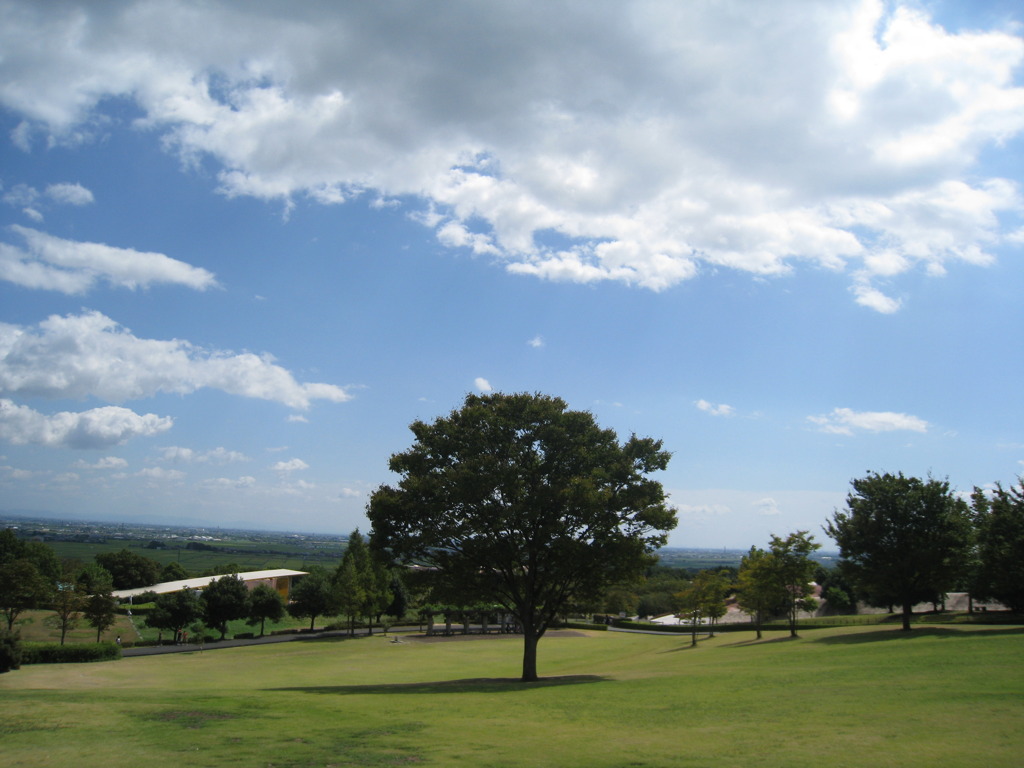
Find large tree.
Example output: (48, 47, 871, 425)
(368, 392, 677, 681)
(146, 589, 201, 642)
(737, 546, 786, 640)
(971, 480, 1024, 612)
(0, 560, 51, 631)
(767, 531, 820, 637)
(94, 549, 161, 590)
(826, 472, 972, 631)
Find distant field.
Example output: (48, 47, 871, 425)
(2, 623, 1021, 767)
(45, 539, 345, 574)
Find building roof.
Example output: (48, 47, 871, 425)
(112, 569, 308, 599)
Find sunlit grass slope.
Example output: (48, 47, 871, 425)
(2, 624, 1021, 768)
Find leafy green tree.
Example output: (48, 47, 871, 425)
(287, 566, 336, 631)
(336, 530, 390, 635)
(769, 531, 820, 637)
(385, 572, 409, 622)
(95, 549, 161, 590)
(826, 472, 972, 631)
(200, 574, 250, 640)
(147, 589, 201, 642)
(674, 570, 729, 646)
(83, 590, 119, 642)
(737, 546, 787, 639)
(368, 392, 677, 681)
(0, 560, 51, 631)
(971, 480, 1024, 612)
(46, 577, 85, 645)
(0, 528, 60, 582)
(0, 629, 21, 673)
(161, 561, 189, 582)
(246, 584, 285, 636)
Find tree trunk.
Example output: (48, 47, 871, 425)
(521, 631, 539, 681)
(901, 600, 913, 631)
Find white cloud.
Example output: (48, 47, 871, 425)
(808, 407, 929, 436)
(0, 399, 172, 449)
(160, 446, 249, 464)
(527, 335, 544, 349)
(73, 456, 129, 470)
(474, 377, 493, 393)
(0, 311, 352, 410)
(0, 225, 218, 293)
(272, 458, 309, 472)
(137, 467, 185, 482)
(45, 182, 94, 206)
(696, 399, 734, 417)
(0, 2, 1018, 308)
(201, 475, 257, 489)
(339, 487, 363, 499)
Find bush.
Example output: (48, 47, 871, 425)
(0, 631, 23, 673)
(554, 621, 609, 631)
(22, 642, 122, 665)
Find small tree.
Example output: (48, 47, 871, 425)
(46, 578, 85, 645)
(0, 560, 51, 631)
(769, 531, 820, 637)
(200, 574, 250, 640)
(147, 589, 201, 643)
(826, 472, 972, 631)
(674, 570, 729, 646)
(247, 584, 285, 636)
(737, 546, 786, 639)
(287, 566, 336, 631)
(81, 569, 118, 643)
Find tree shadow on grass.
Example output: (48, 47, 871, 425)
(813, 626, 1024, 645)
(716, 635, 803, 649)
(268, 675, 609, 696)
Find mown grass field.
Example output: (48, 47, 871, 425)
(2, 623, 1021, 768)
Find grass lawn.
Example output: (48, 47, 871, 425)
(1, 623, 1021, 767)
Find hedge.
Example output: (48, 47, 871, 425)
(21, 642, 122, 665)
(554, 621, 609, 631)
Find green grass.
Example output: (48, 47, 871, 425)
(2, 624, 1022, 767)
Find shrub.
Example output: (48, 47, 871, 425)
(0, 631, 22, 673)
(554, 621, 609, 631)
(22, 642, 122, 665)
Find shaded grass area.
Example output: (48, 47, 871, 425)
(2, 623, 1022, 767)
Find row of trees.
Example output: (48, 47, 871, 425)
(0, 529, 120, 643)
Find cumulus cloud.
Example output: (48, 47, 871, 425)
(474, 377, 493, 393)
(0, 311, 352, 409)
(0, 225, 218, 293)
(527, 335, 544, 349)
(696, 399, 735, 417)
(0, 399, 173, 449)
(808, 407, 929, 435)
(272, 458, 309, 472)
(45, 182, 94, 206)
(73, 456, 129, 470)
(159, 446, 249, 464)
(0, 1, 1019, 310)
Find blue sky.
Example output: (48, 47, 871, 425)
(0, 0, 1021, 549)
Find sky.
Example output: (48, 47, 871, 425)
(0, 0, 1021, 550)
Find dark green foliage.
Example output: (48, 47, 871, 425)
(0, 559, 51, 631)
(146, 589, 201, 640)
(972, 480, 1024, 612)
(246, 584, 285, 636)
(200, 574, 250, 639)
(47, 577, 86, 645)
(94, 549, 162, 589)
(368, 392, 677, 681)
(826, 472, 972, 631)
(83, 589, 119, 642)
(160, 561, 189, 582)
(768, 531, 820, 637)
(287, 566, 336, 630)
(0, 630, 22, 673)
(21, 642, 121, 664)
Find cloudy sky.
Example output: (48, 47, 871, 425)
(0, 0, 1021, 549)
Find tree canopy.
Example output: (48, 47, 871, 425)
(971, 480, 1024, 613)
(368, 392, 677, 681)
(826, 472, 972, 631)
